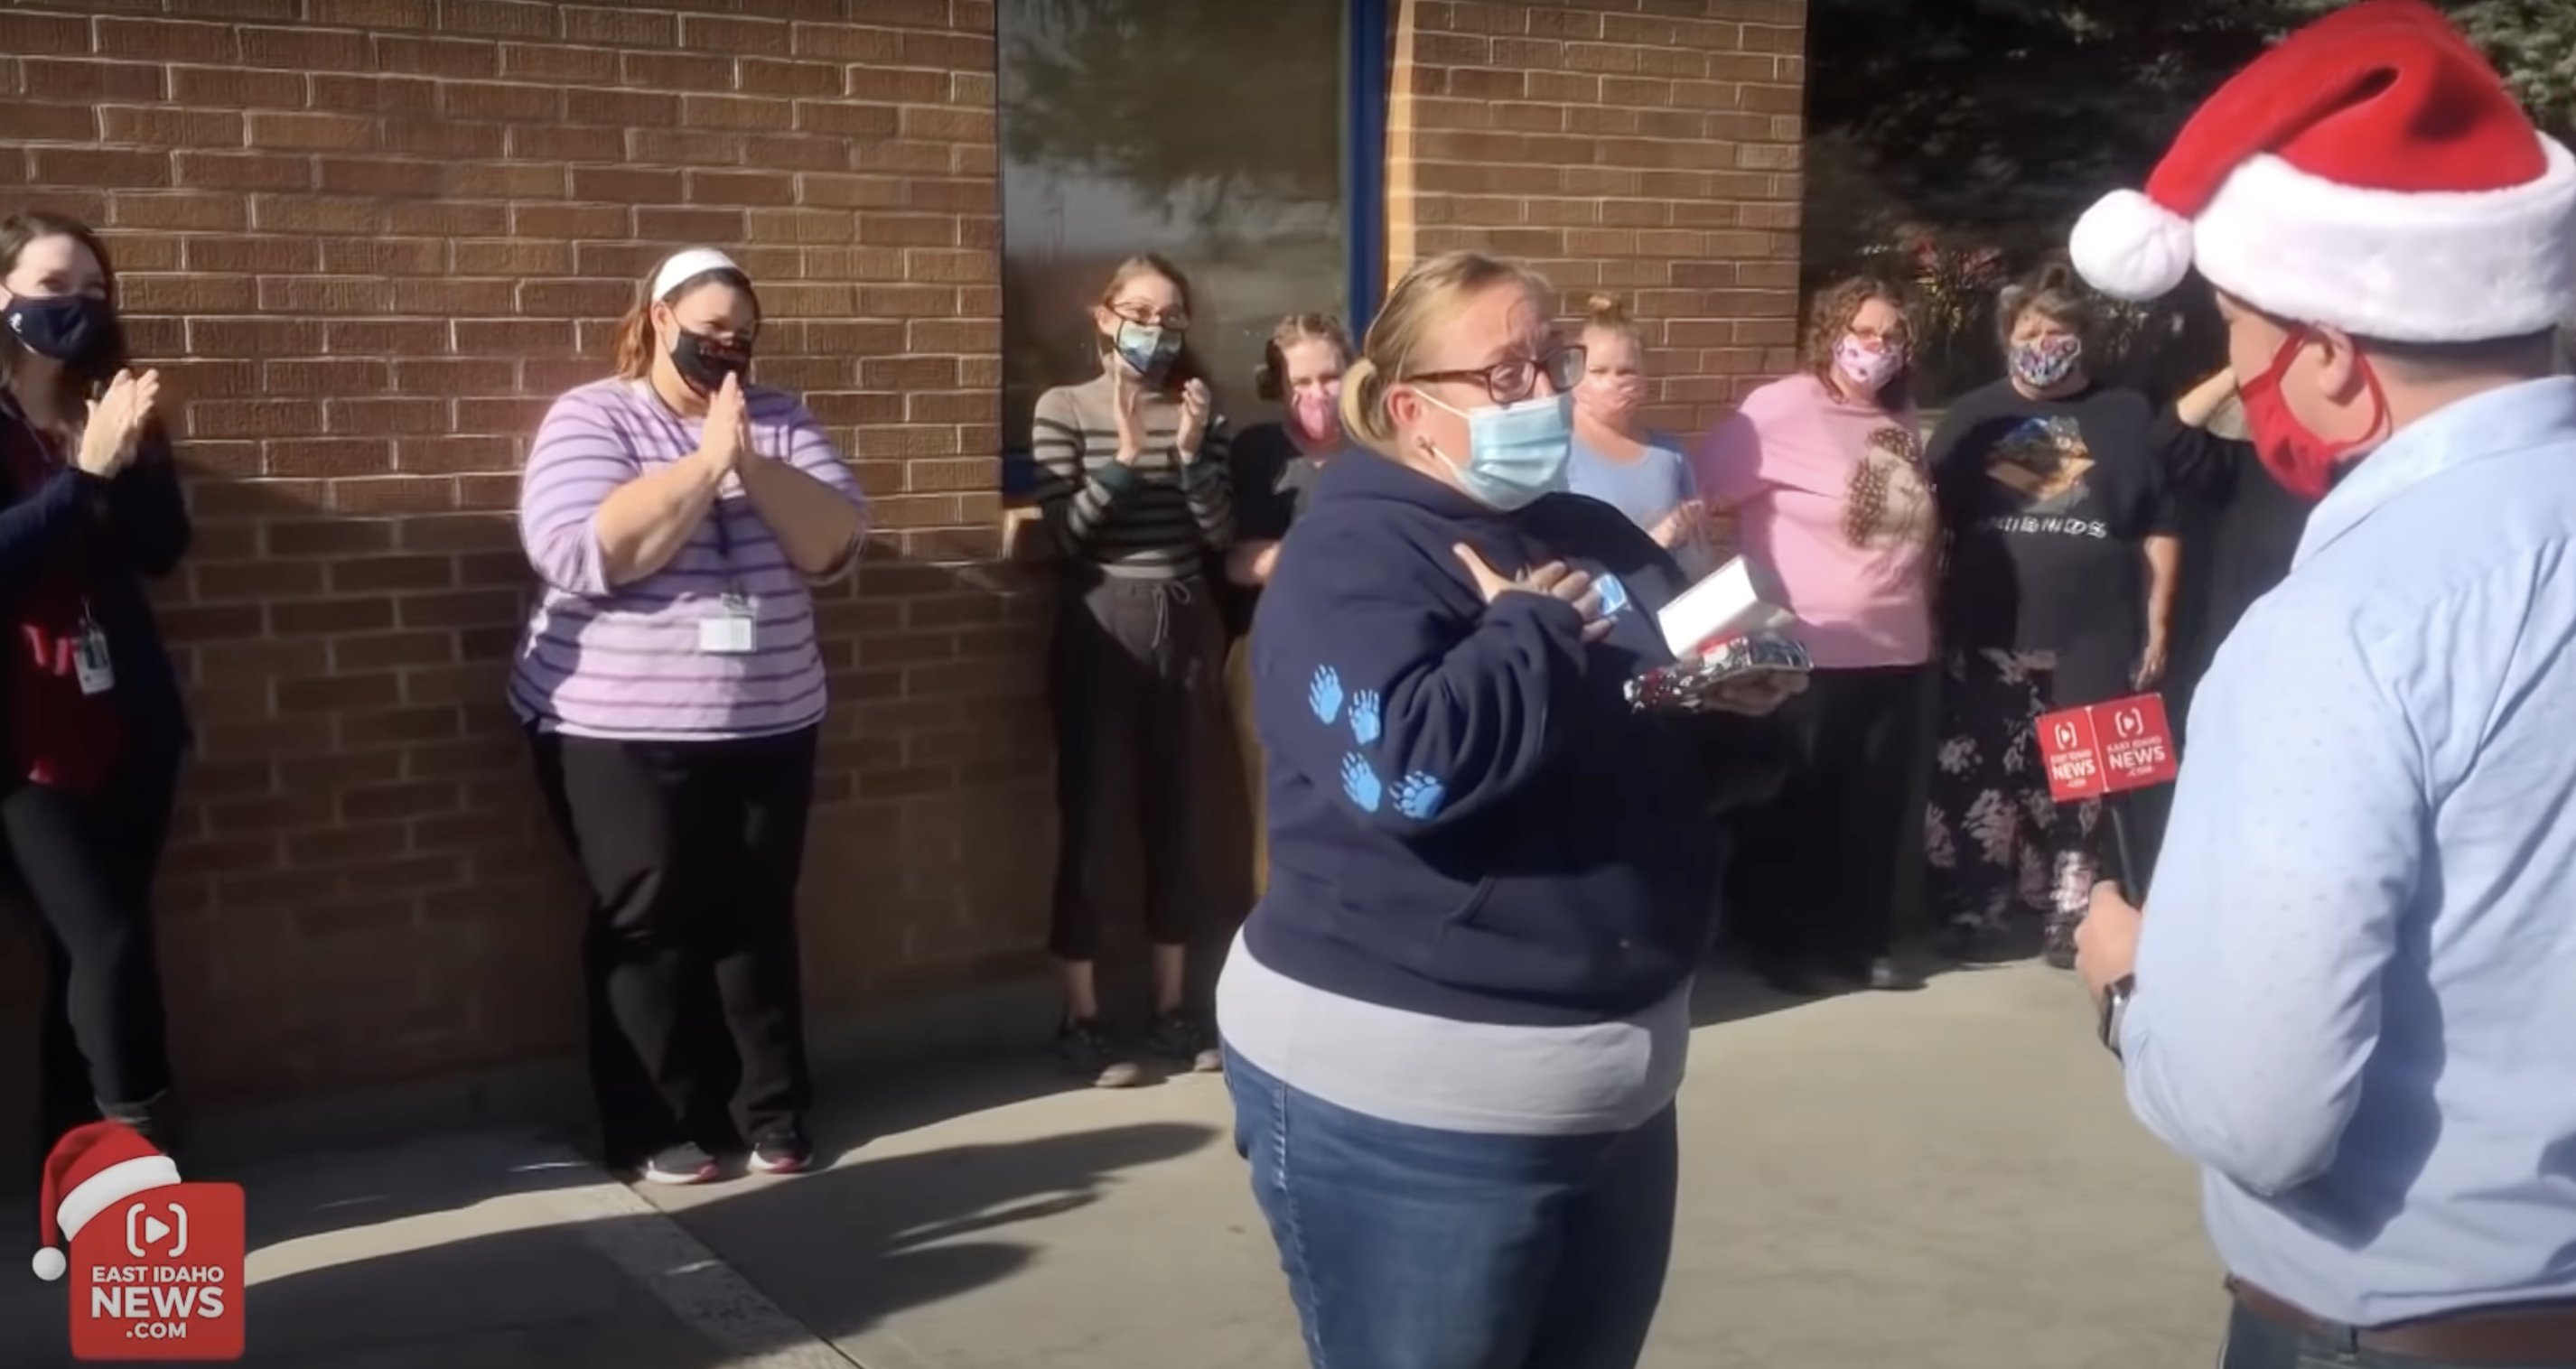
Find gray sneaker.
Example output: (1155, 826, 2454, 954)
(1146, 1010, 1223, 1074)
(1058, 1018, 1143, 1088)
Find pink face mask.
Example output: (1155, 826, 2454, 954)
(1289, 382, 1342, 447)
(1834, 334, 1904, 393)
(1579, 374, 1648, 422)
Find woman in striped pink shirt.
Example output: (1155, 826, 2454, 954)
(512, 249, 870, 1186)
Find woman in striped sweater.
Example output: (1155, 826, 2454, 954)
(512, 248, 870, 1186)
(1031, 254, 1235, 1085)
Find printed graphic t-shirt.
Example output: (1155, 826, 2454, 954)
(1693, 373, 1937, 668)
(1928, 378, 2177, 662)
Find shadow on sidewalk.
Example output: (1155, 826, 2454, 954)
(264, 1116, 1216, 1358)
(8, 1120, 1215, 1368)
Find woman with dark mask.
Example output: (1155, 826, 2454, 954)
(1222, 313, 1354, 899)
(0, 211, 193, 1157)
(1924, 264, 2181, 967)
(514, 248, 870, 1185)
(1031, 254, 1234, 1086)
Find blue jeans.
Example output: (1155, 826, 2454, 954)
(2220, 1301, 2576, 1369)
(1223, 1045, 1678, 1369)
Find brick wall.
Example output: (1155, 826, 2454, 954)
(1386, 0, 1808, 435)
(0, 1, 1052, 1128)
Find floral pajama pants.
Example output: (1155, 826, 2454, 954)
(1923, 647, 2099, 942)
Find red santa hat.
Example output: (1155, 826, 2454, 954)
(2070, 0, 2576, 343)
(30, 1121, 181, 1282)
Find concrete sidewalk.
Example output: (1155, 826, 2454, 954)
(0, 959, 2223, 1368)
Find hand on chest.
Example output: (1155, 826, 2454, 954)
(1449, 526, 1666, 666)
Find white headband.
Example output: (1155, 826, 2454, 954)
(650, 248, 742, 303)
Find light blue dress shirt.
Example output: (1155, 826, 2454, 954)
(2125, 377, 2576, 1327)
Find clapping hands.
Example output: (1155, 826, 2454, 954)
(77, 368, 159, 479)
(1175, 377, 1212, 461)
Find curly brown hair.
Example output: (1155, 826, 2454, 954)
(1802, 275, 1915, 410)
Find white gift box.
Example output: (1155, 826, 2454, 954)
(1657, 556, 1795, 658)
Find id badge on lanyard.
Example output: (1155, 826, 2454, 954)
(72, 599, 114, 695)
(697, 504, 758, 656)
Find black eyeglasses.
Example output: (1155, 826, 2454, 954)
(1404, 345, 1586, 405)
(1111, 302, 1190, 331)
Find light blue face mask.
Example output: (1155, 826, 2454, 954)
(1421, 390, 1574, 510)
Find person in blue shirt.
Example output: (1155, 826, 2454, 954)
(2067, 4, 2576, 1364)
(1566, 293, 1715, 579)
(1215, 250, 1798, 1369)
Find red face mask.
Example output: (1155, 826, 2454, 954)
(2236, 329, 2386, 502)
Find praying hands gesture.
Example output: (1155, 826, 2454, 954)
(696, 372, 754, 483)
(78, 368, 160, 480)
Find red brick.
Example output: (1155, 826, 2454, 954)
(792, 22, 901, 61)
(239, 26, 369, 70)
(497, 42, 617, 83)
(622, 51, 735, 92)
(113, 192, 248, 231)
(439, 0, 556, 39)
(311, 0, 434, 26)
(375, 34, 499, 78)
(681, 14, 789, 55)
(565, 88, 677, 126)
(845, 67, 947, 104)
(4, 100, 100, 143)
(33, 146, 171, 188)
(25, 60, 168, 103)
(565, 5, 675, 46)
(173, 152, 310, 191)
(98, 18, 240, 63)
(0, 11, 90, 55)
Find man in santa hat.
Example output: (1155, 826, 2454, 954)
(2065, 1, 2576, 1364)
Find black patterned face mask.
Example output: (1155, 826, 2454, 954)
(4, 294, 122, 380)
(670, 330, 751, 395)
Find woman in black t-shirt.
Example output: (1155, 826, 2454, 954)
(1923, 265, 2180, 967)
(1220, 313, 1354, 899)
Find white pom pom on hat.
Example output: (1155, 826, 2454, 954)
(2065, 0, 2576, 343)
(2069, 189, 2197, 304)
(30, 1121, 180, 1283)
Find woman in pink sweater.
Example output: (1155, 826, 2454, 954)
(1693, 276, 1939, 995)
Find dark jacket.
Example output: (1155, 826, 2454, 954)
(0, 396, 192, 768)
(1242, 452, 1720, 1028)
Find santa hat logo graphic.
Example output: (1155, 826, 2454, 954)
(30, 1121, 181, 1281)
(2070, 0, 2576, 344)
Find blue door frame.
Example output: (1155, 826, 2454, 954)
(1345, 0, 1392, 339)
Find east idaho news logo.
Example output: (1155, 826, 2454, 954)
(32, 1121, 245, 1362)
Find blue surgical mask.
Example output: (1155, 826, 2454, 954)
(1421, 390, 1574, 510)
(1112, 319, 1184, 380)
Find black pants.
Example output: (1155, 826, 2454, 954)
(529, 726, 818, 1166)
(1047, 573, 1226, 964)
(16, 759, 181, 1150)
(1725, 663, 1930, 974)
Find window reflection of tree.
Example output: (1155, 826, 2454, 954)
(997, 0, 1352, 453)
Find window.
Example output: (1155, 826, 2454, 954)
(997, 0, 1385, 485)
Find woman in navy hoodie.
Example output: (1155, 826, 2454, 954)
(1217, 251, 1797, 1369)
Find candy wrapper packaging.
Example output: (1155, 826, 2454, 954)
(1626, 635, 1813, 713)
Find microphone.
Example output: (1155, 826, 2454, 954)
(2034, 692, 2179, 896)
